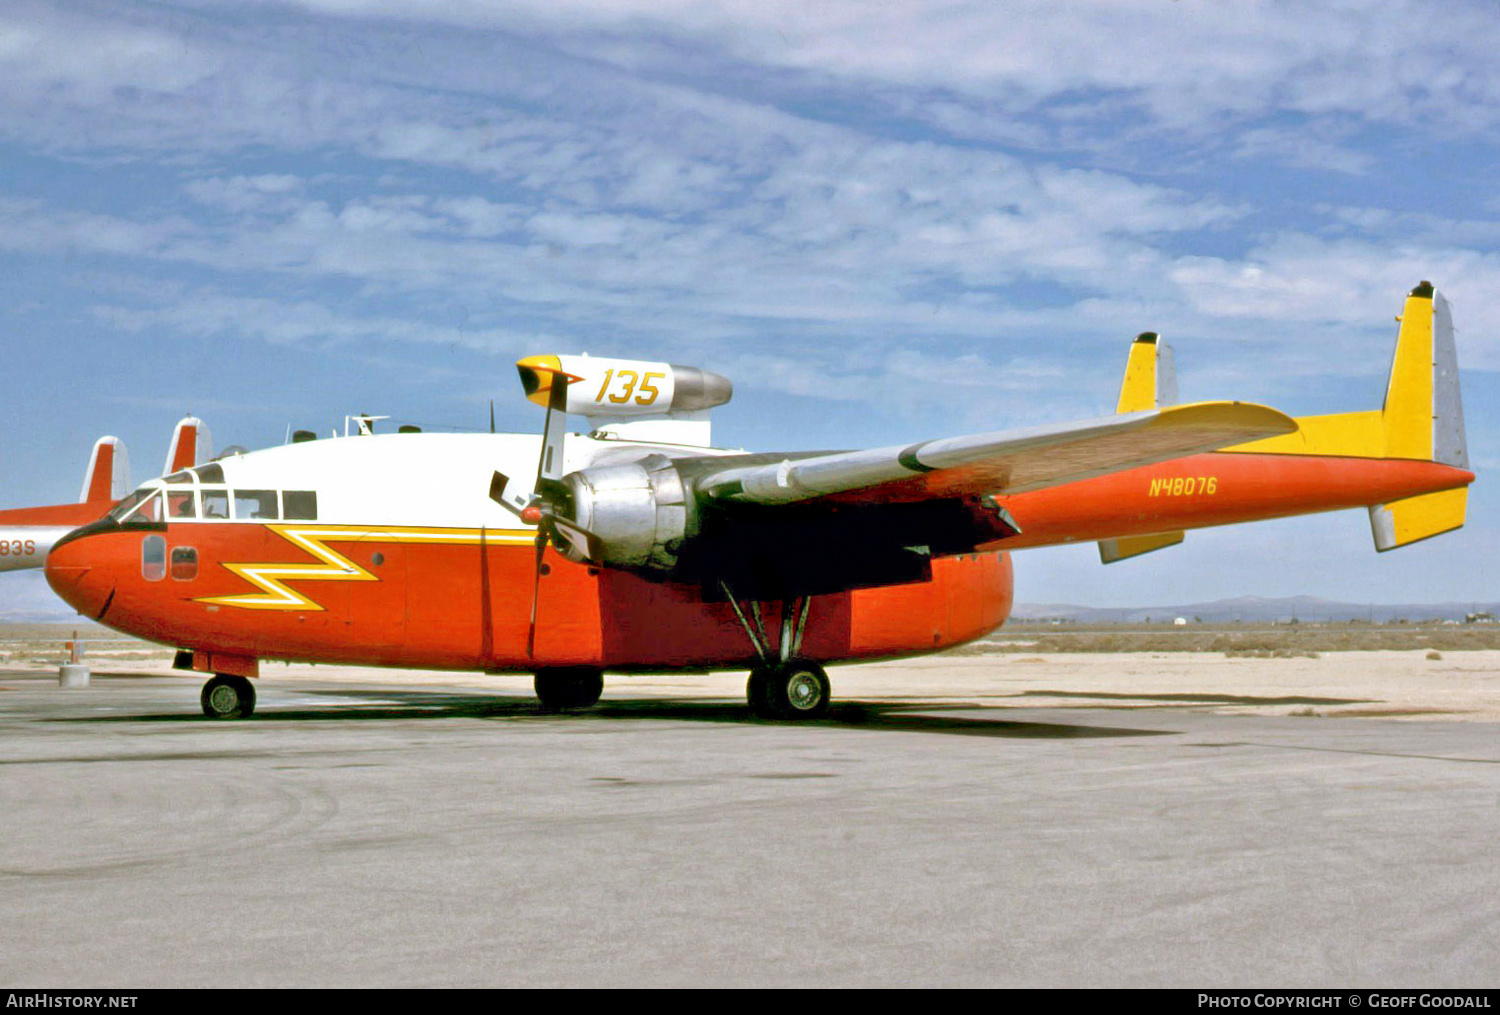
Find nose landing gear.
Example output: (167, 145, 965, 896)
(533, 667, 605, 712)
(200, 674, 256, 719)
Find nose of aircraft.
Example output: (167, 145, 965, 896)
(45, 533, 114, 619)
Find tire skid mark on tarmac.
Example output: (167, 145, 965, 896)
(1186, 740, 1500, 765)
(0, 768, 342, 879)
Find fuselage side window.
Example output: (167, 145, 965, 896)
(202, 489, 230, 520)
(166, 491, 197, 520)
(282, 490, 318, 521)
(234, 490, 279, 521)
(142, 535, 166, 581)
(170, 546, 198, 581)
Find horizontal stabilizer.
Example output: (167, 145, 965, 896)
(1099, 530, 1185, 564)
(1369, 487, 1467, 552)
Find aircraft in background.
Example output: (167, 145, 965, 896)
(43, 283, 1472, 720)
(0, 418, 211, 573)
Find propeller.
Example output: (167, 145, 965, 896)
(488, 366, 600, 657)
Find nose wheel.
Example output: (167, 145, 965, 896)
(201, 674, 256, 719)
(748, 662, 831, 719)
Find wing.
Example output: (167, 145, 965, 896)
(695, 401, 1296, 506)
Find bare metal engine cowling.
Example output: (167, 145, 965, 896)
(558, 454, 693, 570)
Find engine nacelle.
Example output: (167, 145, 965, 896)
(559, 455, 693, 570)
(516, 355, 732, 420)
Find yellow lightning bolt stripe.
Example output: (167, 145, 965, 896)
(196, 524, 534, 611)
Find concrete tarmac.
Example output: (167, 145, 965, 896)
(2, 670, 1498, 988)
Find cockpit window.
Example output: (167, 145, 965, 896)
(109, 488, 164, 524)
(166, 491, 197, 519)
(193, 463, 225, 484)
(163, 471, 193, 484)
(202, 489, 230, 520)
(234, 490, 279, 521)
(106, 490, 148, 522)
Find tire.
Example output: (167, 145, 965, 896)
(755, 663, 830, 720)
(746, 667, 772, 714)
(534, 667, 604, 712)
(201, 674, 256, 719)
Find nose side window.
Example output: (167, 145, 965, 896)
(170, 546, 198, 581)
(142, 535, 166, 581)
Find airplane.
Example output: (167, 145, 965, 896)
(42, 282, 1473, 721)
(0, 418, 211, 573)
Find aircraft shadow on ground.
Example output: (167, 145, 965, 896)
(57, 690, 1174, 740)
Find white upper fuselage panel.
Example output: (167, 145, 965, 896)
(130, 431, 736, 529)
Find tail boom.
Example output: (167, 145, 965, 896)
(999, 450, 1472, 551)
(1042, 281, 1473, 555)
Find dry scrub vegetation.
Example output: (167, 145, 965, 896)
(952, 622, 1500, 656)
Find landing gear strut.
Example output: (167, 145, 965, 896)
(201, 674, 256, 719)
(723, 584, 831, 720)
(534, 667, 604, 712)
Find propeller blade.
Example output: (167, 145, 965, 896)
(526, 528, 549, 658)
(536, 372, 572, 483)
(488, 471, 530, 516)
(550, 515, 601, 563)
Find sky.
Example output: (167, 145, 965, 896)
(2, 0, 1498, 616)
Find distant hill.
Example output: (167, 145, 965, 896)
(1011, 595, 1500, 624)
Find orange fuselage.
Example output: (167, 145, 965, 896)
(42, 449, 1472, 673)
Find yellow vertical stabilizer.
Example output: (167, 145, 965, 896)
(1225, 282, 1470, 466)
(1101, 332, 1186, 564)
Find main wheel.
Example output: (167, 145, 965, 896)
(201, 674, 256, 719)
(534, 667, 605, 712)
(752, 663, 831, 719)
(746, 666, 771, 710)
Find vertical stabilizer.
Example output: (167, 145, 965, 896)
(1382, 282, 1468, 466)
(1115, 332, 1177, 412)
(164, 417, 213, 474)
(1102, 332, 1185, 563)
(1367, 282, 1471, 550)
(78, 436, 130, 505)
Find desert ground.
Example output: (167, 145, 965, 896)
(6, 619, 1498, 720)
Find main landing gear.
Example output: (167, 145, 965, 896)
(747, 661, 831, 719)
(534, 667, 605, 712)
(201, 674, 256, 719)
(722, 585, 832, 720)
